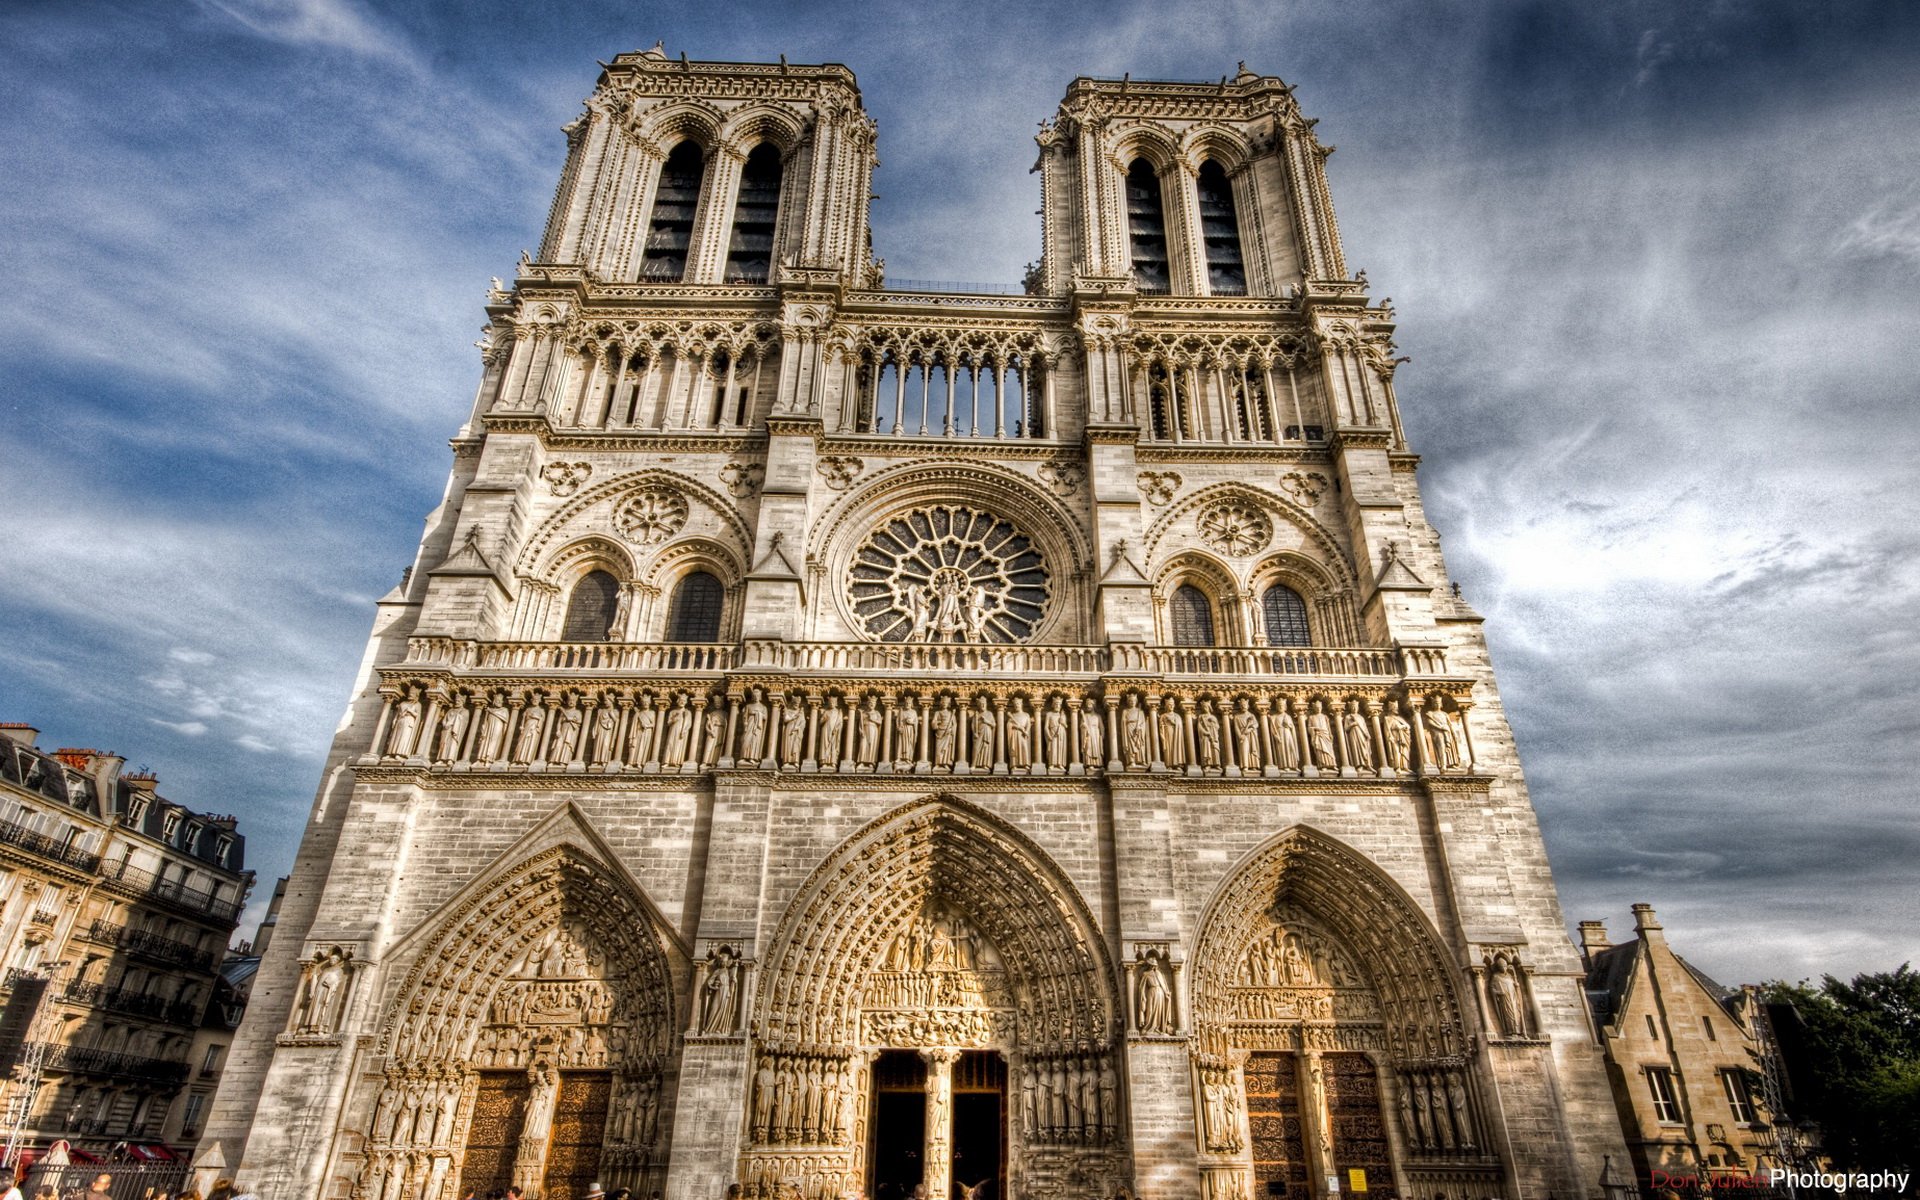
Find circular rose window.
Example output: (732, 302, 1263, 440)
(848, 505, 1051, 643)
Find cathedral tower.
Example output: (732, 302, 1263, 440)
(201, 50, 1626, 1200)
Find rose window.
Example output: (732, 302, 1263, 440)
(848, 505, 1050, 643)
(614, 486, 689, 545)
(1197, 500, 1272, 557)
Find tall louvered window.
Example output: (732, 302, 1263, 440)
(1125, 159, 1170, 294)
(640, 141, 704, 282)
(725, 144, 782, 284)
(562, 570, 620, 641)
(1197, 159, 1247, 295)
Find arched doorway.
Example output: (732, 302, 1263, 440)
(743, 797, 1127, 1200)
(1190, 828, 1504, 1200)
(358, 847, 683, 1200)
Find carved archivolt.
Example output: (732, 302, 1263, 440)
(519, 468, 750, 580)
(1143, 482, 1351, 587)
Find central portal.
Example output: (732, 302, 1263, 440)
(865, 1050, 1007, 1200)
(869, 1051, 928, 1200)
(951, 1051, 1006, 1200)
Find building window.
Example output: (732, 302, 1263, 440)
(1170, 584, 1216, 647)
(640, 140, 705, 282)
(201, 1044, 223, 1073)
(1125, 159, 1170, 294)
(1647, 1067, 1682, 1123)
(162, 812, 181, 843)
(1646, 1013, 1659, 1039)
(666, 571, 724, 642)
(215, 835, 232, 867)
(1703, 1014, 1716, 1041)
(1721, 1069, 1758, 1125)
(561, 570, 621, 642)
(1196, 159, 1247, 295)
(1261, 585, 1312, 647)
(725, 143, 782, 284)
(181, 1092, 206, 1136)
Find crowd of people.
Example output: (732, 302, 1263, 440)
(0, 1175, 260, 1200)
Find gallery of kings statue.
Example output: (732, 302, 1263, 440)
(198, 47, 1631, 1200)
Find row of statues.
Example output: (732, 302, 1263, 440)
(376, 681, 1476, 777)
(1398, 1064, 1477, 1153)
(1019, 1051, 1123, 1145)
(751, 1053, 856, 1145)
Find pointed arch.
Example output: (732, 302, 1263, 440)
(754, 795, 1120, 1055)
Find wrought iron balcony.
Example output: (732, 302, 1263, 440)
(25, 1041, 191, 1084)
(83, 919, 219, 971)
(59, 979, 202, 1026)
(0, 815, 101, 872)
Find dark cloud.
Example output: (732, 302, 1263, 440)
(4, 0, 1916, 981)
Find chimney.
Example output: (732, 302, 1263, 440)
(1577, 919, 1611, 964)
(0, 723, 37, 749)
(1631, 902, 1664, 938)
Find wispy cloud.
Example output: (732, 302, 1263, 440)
(194, 0, 417, 66)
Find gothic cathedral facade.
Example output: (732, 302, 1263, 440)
(201, 50, 1628, 1200)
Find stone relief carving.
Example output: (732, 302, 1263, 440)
(1197, 499, 1273, 557)
(699, 942, 744, 1035)
(719, 459, 764, 498)
(541, 460, 593, 496)
(287, 945, 355, 1037)
(1278, 470, 1328, 506)
(1139, 470, 1182, 506)
(614, 484, 690, 545)
(1038, 458, 1085, 495)
(1134, 945, 1178, 1035)
(816, 455, 864, 490)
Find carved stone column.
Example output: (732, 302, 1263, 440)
(922, 1048, 959, 1200)
(1298, 1051, 1337, 1198)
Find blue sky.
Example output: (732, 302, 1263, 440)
(3, 0, 1917, 985)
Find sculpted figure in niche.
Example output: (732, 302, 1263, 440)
(627, 699, 657, 763)
(661, 694, 693, 768)
(549, 694, 583, 764)
(699, 944, 742, 1035)
(856, 696, 883, 768)
(1044, 696, 1069, 771)
(1424, 696, 1460, 768)
(1269, 700, 1300, 770)
(433, 696, 469, 763)
(293, 946, 352, 1034)
(387, 686, 423, 757)
(1135, 949, 1176, 1034)
(1383, 701, 1413, 770)
(1232, 699, 1261, 771)
(512, 699, 547, 764)
(817, 695, 845, 765)
(1196, 699, 1222, 769)
(752, 1057, 777, 1137)
(1342, 699, 1373, 771)
(701, 700, 726, 767)
(1158, 698, 1186, 768)
(1307, 700, 1337, 768)
(738, 687, 769, 761)
(591, 698, 620, 765)
(893, 696, 921, 769)
(781, 698, 807, 768)
(1080, 698, 1105, 765)
(475, 691, 509, 761)
(969, 695, 995, 770)
(931, 696, 957, 767)
(1122, 695, 1149, 767)
(1487, 954, 1529, 1037)
(1004, 697, 1034, 770)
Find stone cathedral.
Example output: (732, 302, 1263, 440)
(201, 49, 1628, 1200)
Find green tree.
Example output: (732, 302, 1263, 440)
(1764, 965, 1920, 1171)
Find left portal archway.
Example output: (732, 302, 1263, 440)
(359, 847, 682, 1200)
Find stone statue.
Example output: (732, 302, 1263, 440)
(856, 696, 883, 767)
(968, 695, 995, 769)
(699, 945, 741, 1034)
(1135, 950, 1174, 1034)
(512, 700, 547, 764)
(931, 695, 957, 766)
(1043, 696, 1069, 771)
(1004, 697, 1034, 770)
(895, 580, 934, 642)
(1341, 699, 1373, 771)
(549, 694, 583, 763)
(388, 687, 423, 757)
(1232, 699, 1260, 771)
(892, 696, 921, 769)
(780, 699, 807, 767)
(628, 701, 658, 763)
(608, 585, 631, 640)
(701, 701, 726, 766)
(1195, 699, 1222, 769)
(1122, 695, 1149, 767)
(752, 1057, 777, 1135)
(965, 583, 996, 642)
(1157, 698, 1185, 768)
(1425, 697, 1461, 768)
(738, 687, 769, 761)
(475, 692, 508, 761)
(661, 694, 693, 768)
(1269, 701, 1300, 769)
(293, 946, 352, 1034)
(1488, 954, 1528, 1037)
(817, 695, 845, 765)
(1080, 698, 1105, 765)
(1307, 700, 1337, 768)
(434, 699, 470, 763)
(591, 699, 620, 765)
(1383, 702, 1413, 770)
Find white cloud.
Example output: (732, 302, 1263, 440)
(194, 0, 417, 67)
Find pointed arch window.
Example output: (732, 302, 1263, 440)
(666, 571, 724, 642)
(1170, 584, 1216, 647)
(1197, 159, 1247, 295)
(561, 570, 620, 641)
(640, 141, 704, 282)
(1261, 584, 1312, 647)
(1125, 159, 1171, 294)
(725, 143, 782, 284)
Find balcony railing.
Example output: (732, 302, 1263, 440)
(0, 815, 101, 872)
(26, 1041, 191, 1084)
(98, 860, 244, 921)
(405, 638, 736, 673)
(59, 979, 201, 1026)
(83, 919, 219, 971)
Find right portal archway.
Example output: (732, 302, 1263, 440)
(1190, 827, 1506, 1200)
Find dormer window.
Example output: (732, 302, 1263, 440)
(161, 812, 182, 843)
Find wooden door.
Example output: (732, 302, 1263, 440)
(1246, 1052, 1309, 1198)
(544, 1070, 613, 1200)
(460, 1071, 530, 1197)
(1324, 1053, 1392, 1195)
